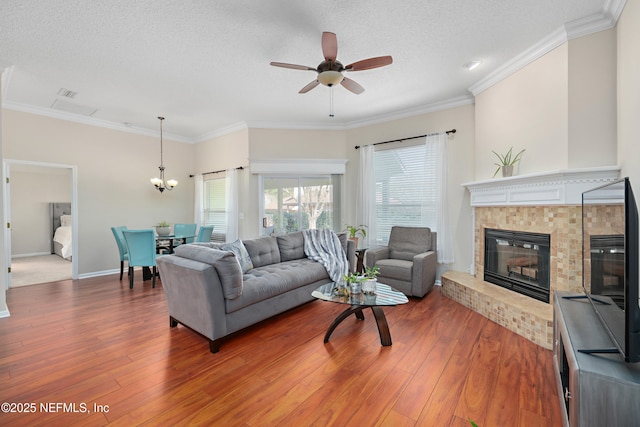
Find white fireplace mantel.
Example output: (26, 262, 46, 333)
(462, 166, 620, 207)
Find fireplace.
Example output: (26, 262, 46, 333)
(588, 234, 625, 308)
(484, 228, 551, 303)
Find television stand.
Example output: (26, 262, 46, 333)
(554, 291, 640, 426)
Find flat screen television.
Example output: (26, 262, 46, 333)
(581, 177, 640, 363)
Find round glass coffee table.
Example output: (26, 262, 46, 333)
(312, 282, 408, 346)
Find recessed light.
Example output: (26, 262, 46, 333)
(464, 60, 481, 71)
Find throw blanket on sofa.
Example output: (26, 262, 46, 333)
(302, 229, 349, 283)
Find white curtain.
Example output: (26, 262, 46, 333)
(426, 133, 455, 264)
(193, 174, 204, 226)
(356, 144, 376, 249)
(225, 168, 238, 242)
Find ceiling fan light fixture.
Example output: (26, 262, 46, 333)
(318, 70, 344, 87)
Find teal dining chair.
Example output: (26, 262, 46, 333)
(196, 225, 214, 243)
(174, 223, 197, 245)
(122, 229, 157, 289)
(111, 226, 129, 280)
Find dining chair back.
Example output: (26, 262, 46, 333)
(123, 229, 157, 289)
(174, 223, 197, 244)
(196, 225, 215, 243)
(111, 226, 129, 280)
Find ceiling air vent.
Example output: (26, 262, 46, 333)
(57, 88, 77, 98)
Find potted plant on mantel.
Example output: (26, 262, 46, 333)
(156, 221, 172, 236)
(344, 224, 367, 248)
(492, 147, 525, 177)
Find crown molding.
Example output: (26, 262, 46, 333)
(469, 0, 625, 97)
(2, 92, 472, 143)
(469, 26, 568, 96)
(193, 121, 249, 143)
(343, 95, 474, 130)
(3, 101, 193, 143)
(243, 95, 474, 133)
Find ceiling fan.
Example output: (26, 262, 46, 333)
(270, 31, 392, 95)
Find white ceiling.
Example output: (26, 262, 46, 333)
(0, 0, 621, 142)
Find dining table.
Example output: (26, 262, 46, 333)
(142, 234, 196, 281)
(155, 234, 195, 255)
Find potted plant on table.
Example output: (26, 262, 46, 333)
(344, 224, 367, 248)
(361, 265, 380, 295)
(156, 221, 172, 236)
(336, 272, 361, 296)
(492, 147, 525, 177)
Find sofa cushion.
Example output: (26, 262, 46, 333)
(277, 231, 305, 262)
(219, 239, 254, 273)
(174, 244, 243, 299)
(225, 258, 328, 313)
(389, 227, 432, 261)
(243, 236, 281, 268)
(375, 258, 413, 282)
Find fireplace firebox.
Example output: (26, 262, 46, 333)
(484, 228, 551, 303)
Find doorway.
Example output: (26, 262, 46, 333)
(3, 160, 78, 289)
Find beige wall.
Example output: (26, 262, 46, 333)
(475, 29, 618, 180)
(568, 29, 617, 168)
(475, 45, 569, 179)
(2, 110, 196, 276)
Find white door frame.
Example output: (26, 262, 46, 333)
(3, 159, 79, 289)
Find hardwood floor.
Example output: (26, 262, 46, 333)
(0, 273, 563, 426)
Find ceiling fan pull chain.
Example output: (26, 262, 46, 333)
(329, 87, 334, 118)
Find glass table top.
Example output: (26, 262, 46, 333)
(312, 282, 408, 307)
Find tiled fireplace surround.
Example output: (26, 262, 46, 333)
(441, 167, 620, 349)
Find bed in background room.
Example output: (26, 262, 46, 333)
(50, 202, 72, 260)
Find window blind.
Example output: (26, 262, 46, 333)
(203, 177, 227, 235)
(374, 142, 437, 244)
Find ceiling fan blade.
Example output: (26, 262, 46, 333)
(322, 32, 338, 62)
(341, 77, 364, 94)
(345, 56, 393, 71)
(270, 62, 316, 71)
(299, 80, 320, 94)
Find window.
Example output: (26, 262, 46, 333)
(202, 176, 226, 240)
(261, 175, 342, 235)
(374, 142, 436, 244)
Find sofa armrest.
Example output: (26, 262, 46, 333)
(412, 250, 437, 297)
(174, 244, 243, 299)
(157, 255, 228, 342)
(364, 246, 390, 269)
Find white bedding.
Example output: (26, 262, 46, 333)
(54, 225, 72, 259)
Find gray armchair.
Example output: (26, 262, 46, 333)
(364, 226, 437, 297)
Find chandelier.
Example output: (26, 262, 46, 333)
(150, 116, 177, 192)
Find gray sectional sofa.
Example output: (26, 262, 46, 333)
(156, 231, 356, 353)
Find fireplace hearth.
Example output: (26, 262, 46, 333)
(484, 228, 551, 303)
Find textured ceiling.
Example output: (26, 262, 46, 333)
(0, 0, 616, 142)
